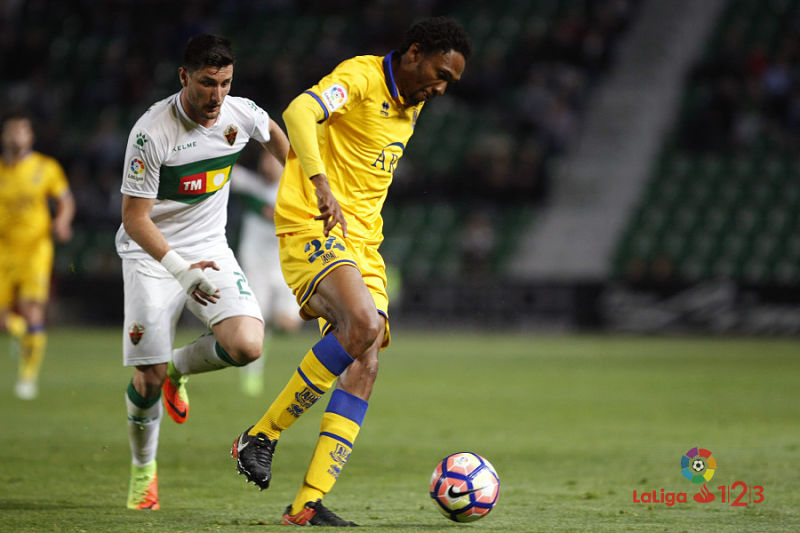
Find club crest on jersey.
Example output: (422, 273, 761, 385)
(128, 322, 146, 345)
(223, 124, 238, 146)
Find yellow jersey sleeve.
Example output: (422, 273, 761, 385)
(43, 156, 70, 199)
(282, 92, 328, 179)
(305, 59, 371, 122)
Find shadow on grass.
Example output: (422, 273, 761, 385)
(0, 499, 108, 511)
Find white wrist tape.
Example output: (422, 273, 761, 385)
(160, 249, 190, 276)
(160, 250, 217, 297)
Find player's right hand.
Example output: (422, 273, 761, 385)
(311, 173, 348, 238)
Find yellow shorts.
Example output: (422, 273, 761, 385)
(279, 230, 390, 348)
(0, 237, 53, 307)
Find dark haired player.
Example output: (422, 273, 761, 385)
(117, 34, 289, 509)
(231, 17, 471, 526)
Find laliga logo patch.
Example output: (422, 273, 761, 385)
(129, 158, 145, 175)
(126, 157, 146, 184)
(224, 124, 238, 146)
(128, 322, 146, 345)
(321, 84, 348, 111)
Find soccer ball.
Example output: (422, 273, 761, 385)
(692, 459, 705, 472)
(429, 452, 500, 522)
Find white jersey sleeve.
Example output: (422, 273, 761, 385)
(241, 98, 271, 144)
(231, 164, 277, 206)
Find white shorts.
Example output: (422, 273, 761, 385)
(122, 247, 262, 366)
(240, 248, 299, 325)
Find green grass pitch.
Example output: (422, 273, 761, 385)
(1, 327, 799, 532)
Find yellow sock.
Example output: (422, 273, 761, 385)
(19, 329, 46, 383)
(251, 335, 353, 440)
(290, 389, 368, 515)
(5, 313, 27, 338)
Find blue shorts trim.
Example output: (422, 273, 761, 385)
(300, 259, 357, 304)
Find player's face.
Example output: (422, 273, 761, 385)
(400, 45, 466, 106)
(179, 64, 234, 126)
(1, 118, 34, 155)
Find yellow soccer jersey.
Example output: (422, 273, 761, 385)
(0, 151, 69, 244)
(275, 53, 424, 243)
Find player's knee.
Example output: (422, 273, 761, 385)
(229, 335, 263, 365)
(134, 365, 166, 399)
(343, 311, 382, 356)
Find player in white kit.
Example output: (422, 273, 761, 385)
(232, 151, 302, 396)
(116, 34, 289, 510)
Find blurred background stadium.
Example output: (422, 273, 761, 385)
(3, 0, 800, 334)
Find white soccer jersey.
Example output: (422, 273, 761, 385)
(230, 164, 280, 260)
(115, 91, 271, 260)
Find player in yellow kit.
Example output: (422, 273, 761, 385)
(0, 112, 74, 400)
(231, 17, 471, 526)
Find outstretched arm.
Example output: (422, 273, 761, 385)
(263, 118, 290, 164)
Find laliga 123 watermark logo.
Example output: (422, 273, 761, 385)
(632, 446, 765, 507)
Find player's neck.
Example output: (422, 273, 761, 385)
(2, 148, 31, 166)
(179, 90, 218, 128)
(391, 53, 406, 102)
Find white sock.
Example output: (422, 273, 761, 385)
(126, 393, 162, 467)
(172, 333, 238, 375)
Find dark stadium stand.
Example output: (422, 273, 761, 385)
(1, 0, 638, 281)
(613, 0, 800, 286)
(1, 0, 638, 322)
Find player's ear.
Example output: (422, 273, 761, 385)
(407, 42, 424, 64)
(178, 67, 188, 88)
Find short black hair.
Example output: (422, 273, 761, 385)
(1, 110, 32, 129)
(399, 17, 472, 61)
(182, 34, 235, 72)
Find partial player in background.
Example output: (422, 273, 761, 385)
(116, 34, 289, 510)
(0, 112, 74, 400)
(230, 17, 471, 526)
(231, 151, 302, 397)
